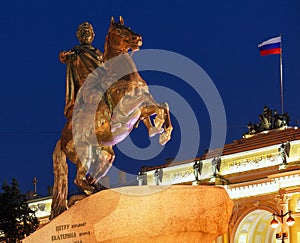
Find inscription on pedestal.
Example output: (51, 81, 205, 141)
(51, 222, 90, 242)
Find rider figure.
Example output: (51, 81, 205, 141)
(59, 22, 103, 119)
(60, 20, 170, 145)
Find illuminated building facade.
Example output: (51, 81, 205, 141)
(142, 127, 300, 243)
(27, 196, 52, 226)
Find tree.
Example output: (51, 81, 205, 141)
(0, 179, 39, 242)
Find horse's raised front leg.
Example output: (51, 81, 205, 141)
(139, 101, 173, 145)
(136, 93, 166, 137)
(154, 103, 173, 145)
(141, 114, 164, 137)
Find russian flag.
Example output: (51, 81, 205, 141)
(258, 36, 281, 56)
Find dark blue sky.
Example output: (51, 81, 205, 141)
(1, 0, 299, 195)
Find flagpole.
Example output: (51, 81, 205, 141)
(280, 33, 284, 114)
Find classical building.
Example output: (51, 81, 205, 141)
(27, 196, 52, 226)
(141, 126, 300, 243)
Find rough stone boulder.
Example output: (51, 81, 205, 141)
(22, 185, 233, 243)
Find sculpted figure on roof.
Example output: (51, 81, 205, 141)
(246, 106, 290, 136)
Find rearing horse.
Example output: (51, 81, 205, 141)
(50, 16, 173, 219)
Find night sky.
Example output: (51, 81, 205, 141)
(1, 0, 299, 196)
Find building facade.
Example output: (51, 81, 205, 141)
(142, 127, 300, 243)
(27, 196, 52, 226)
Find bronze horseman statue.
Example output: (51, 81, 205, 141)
(50, 17, 173, 219)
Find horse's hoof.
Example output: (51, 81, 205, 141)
(67, 194, 87, 208)
(149, 127, 164, 137)
(159, 132, 170, 145)
(160, 102, 169, 111)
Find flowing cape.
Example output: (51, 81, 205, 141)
(63, 45, 103, 117)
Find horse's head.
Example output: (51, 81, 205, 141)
(105, 16, 142, 58)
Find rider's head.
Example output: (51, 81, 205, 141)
(77, 22, 95, 45)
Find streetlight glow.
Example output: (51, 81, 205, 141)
(286, 213, 295, 227)
(269, 210, 295, 243)
(270, 216, 279, 229)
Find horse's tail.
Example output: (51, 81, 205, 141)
(50, 139, 68, 219)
